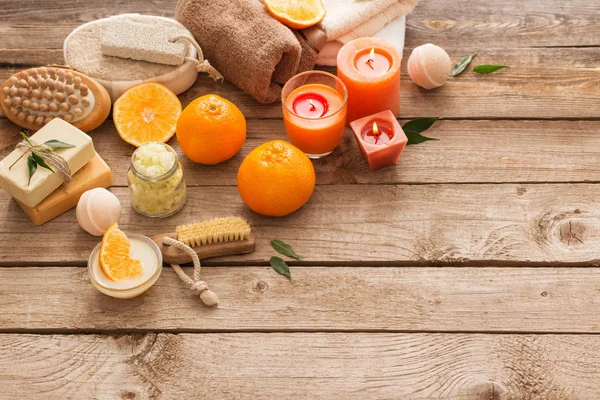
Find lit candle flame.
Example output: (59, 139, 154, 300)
(372, 121, 380, 136)
(307, 99, 316, 110)
(366, 48, 375, 69)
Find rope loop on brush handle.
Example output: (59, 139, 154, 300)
(162, 236, 219, 307)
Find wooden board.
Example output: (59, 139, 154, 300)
(2, 119, 599, 187)
(1, 0, 598, 49)
(1, 183, 599, 265)
(2, 332, 600, 399)
(1, 0, 599, 397)
(407, 0, 600, 49)
(2, 266, 600, 333)
(2, 47, 600, 119)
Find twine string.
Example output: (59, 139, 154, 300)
(13, 140, 72, 183)
(170, 35, 224, 82)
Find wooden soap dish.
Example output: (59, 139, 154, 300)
(153, 232, 256, 265)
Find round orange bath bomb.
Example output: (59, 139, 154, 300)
(407, 44, 452, 89)
(176, 94, 246, 165)
(237, 140, 315, 217)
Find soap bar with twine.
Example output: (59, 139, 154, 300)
(101, 21, 190, 66)
(0, 118, 95, 208)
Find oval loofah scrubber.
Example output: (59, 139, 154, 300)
(0, 67, 111, 132)
(64, 14, 202, 102)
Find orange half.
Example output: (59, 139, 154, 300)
(264, 0, 325, 30)
(99, 222, 143, 281)
(113, 82, 182, 147)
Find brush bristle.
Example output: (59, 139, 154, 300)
(176, 217, 251, 247)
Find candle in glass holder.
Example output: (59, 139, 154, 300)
(282, 71, 348, 159)
(350, 110, 407, 171)
(337, 37, 401, 123)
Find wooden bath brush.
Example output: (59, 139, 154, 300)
(153, 217, 255, 306)
(154, 216, 255, 265)
(1, 67, 111, 132)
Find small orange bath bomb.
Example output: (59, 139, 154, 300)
(407, 44, 452, 89)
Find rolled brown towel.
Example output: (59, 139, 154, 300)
(176, 0, 318, 103)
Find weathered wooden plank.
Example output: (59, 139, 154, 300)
(407, 0, 600, 49)
(2, 332, 600, 399)
(2, 119, 599, 186)
(1, 47, 599, 119)
(1, 183, 599, 265)
(1, 0, 598, 50)
(2, 266, 600, 333)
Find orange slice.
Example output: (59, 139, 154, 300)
(113, 82, 182, 147)
(264, 0, 326, 30)
(99, 222, 143, 281)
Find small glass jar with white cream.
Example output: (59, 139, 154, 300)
(88, 233, 162, 299)
(128, 142, 186, 218)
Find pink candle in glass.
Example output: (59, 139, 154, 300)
(349, 110, 408, 171)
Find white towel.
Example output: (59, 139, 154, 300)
(319, 0, 418, 41)
(316, 15, 406, 66)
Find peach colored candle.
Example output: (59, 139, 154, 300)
(337, 37, 401, 123)
(350, 110, 407, 171)
(282, 71, 347, 158)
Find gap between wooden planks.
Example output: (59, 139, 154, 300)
(2, 332, 600, 399)
(1, 266, 600, 333)
(1, 183, 598, 266)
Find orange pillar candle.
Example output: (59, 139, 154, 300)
(337, 37, 401, 123)
(350, 110, 407, 171)
(282, 71, 348, 159)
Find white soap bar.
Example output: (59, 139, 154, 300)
(0, 118, 95, 207)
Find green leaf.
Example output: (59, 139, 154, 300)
(269, 256, 291, 279)
(473, 65, 510, 74)
(452, 54, 475, 77)
(30, 152, 53, 173)
(271, 239, 304, 259)
(402, 118, 440, 145)
(26, 155, 37, 186)
(20, 131, 33, 146)
(44, 140, 75, 150)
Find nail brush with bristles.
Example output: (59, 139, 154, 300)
(153, 216, 256, 264)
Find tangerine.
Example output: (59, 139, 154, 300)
(237, 140, 315, 217)
(113, 82, 182, 147)
(99, 223, 143, 281)
(177, 94, 246, 165)
(264, 0, 326, 29)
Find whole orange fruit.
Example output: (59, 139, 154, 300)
(237, 140, 315, 217)
(176, 94, 246, 165)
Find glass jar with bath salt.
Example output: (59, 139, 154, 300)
(88, 233, 163, 299)
(128, 142, 186, 218)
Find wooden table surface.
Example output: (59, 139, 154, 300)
(1, 0, 599, 398)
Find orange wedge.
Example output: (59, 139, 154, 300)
(264, 0, 326, 30)
(113, 82, 182, 147)
(99, 222, 143, 281)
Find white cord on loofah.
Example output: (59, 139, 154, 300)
(162, 236, 219, 306)
(170, 35, 224, 82)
